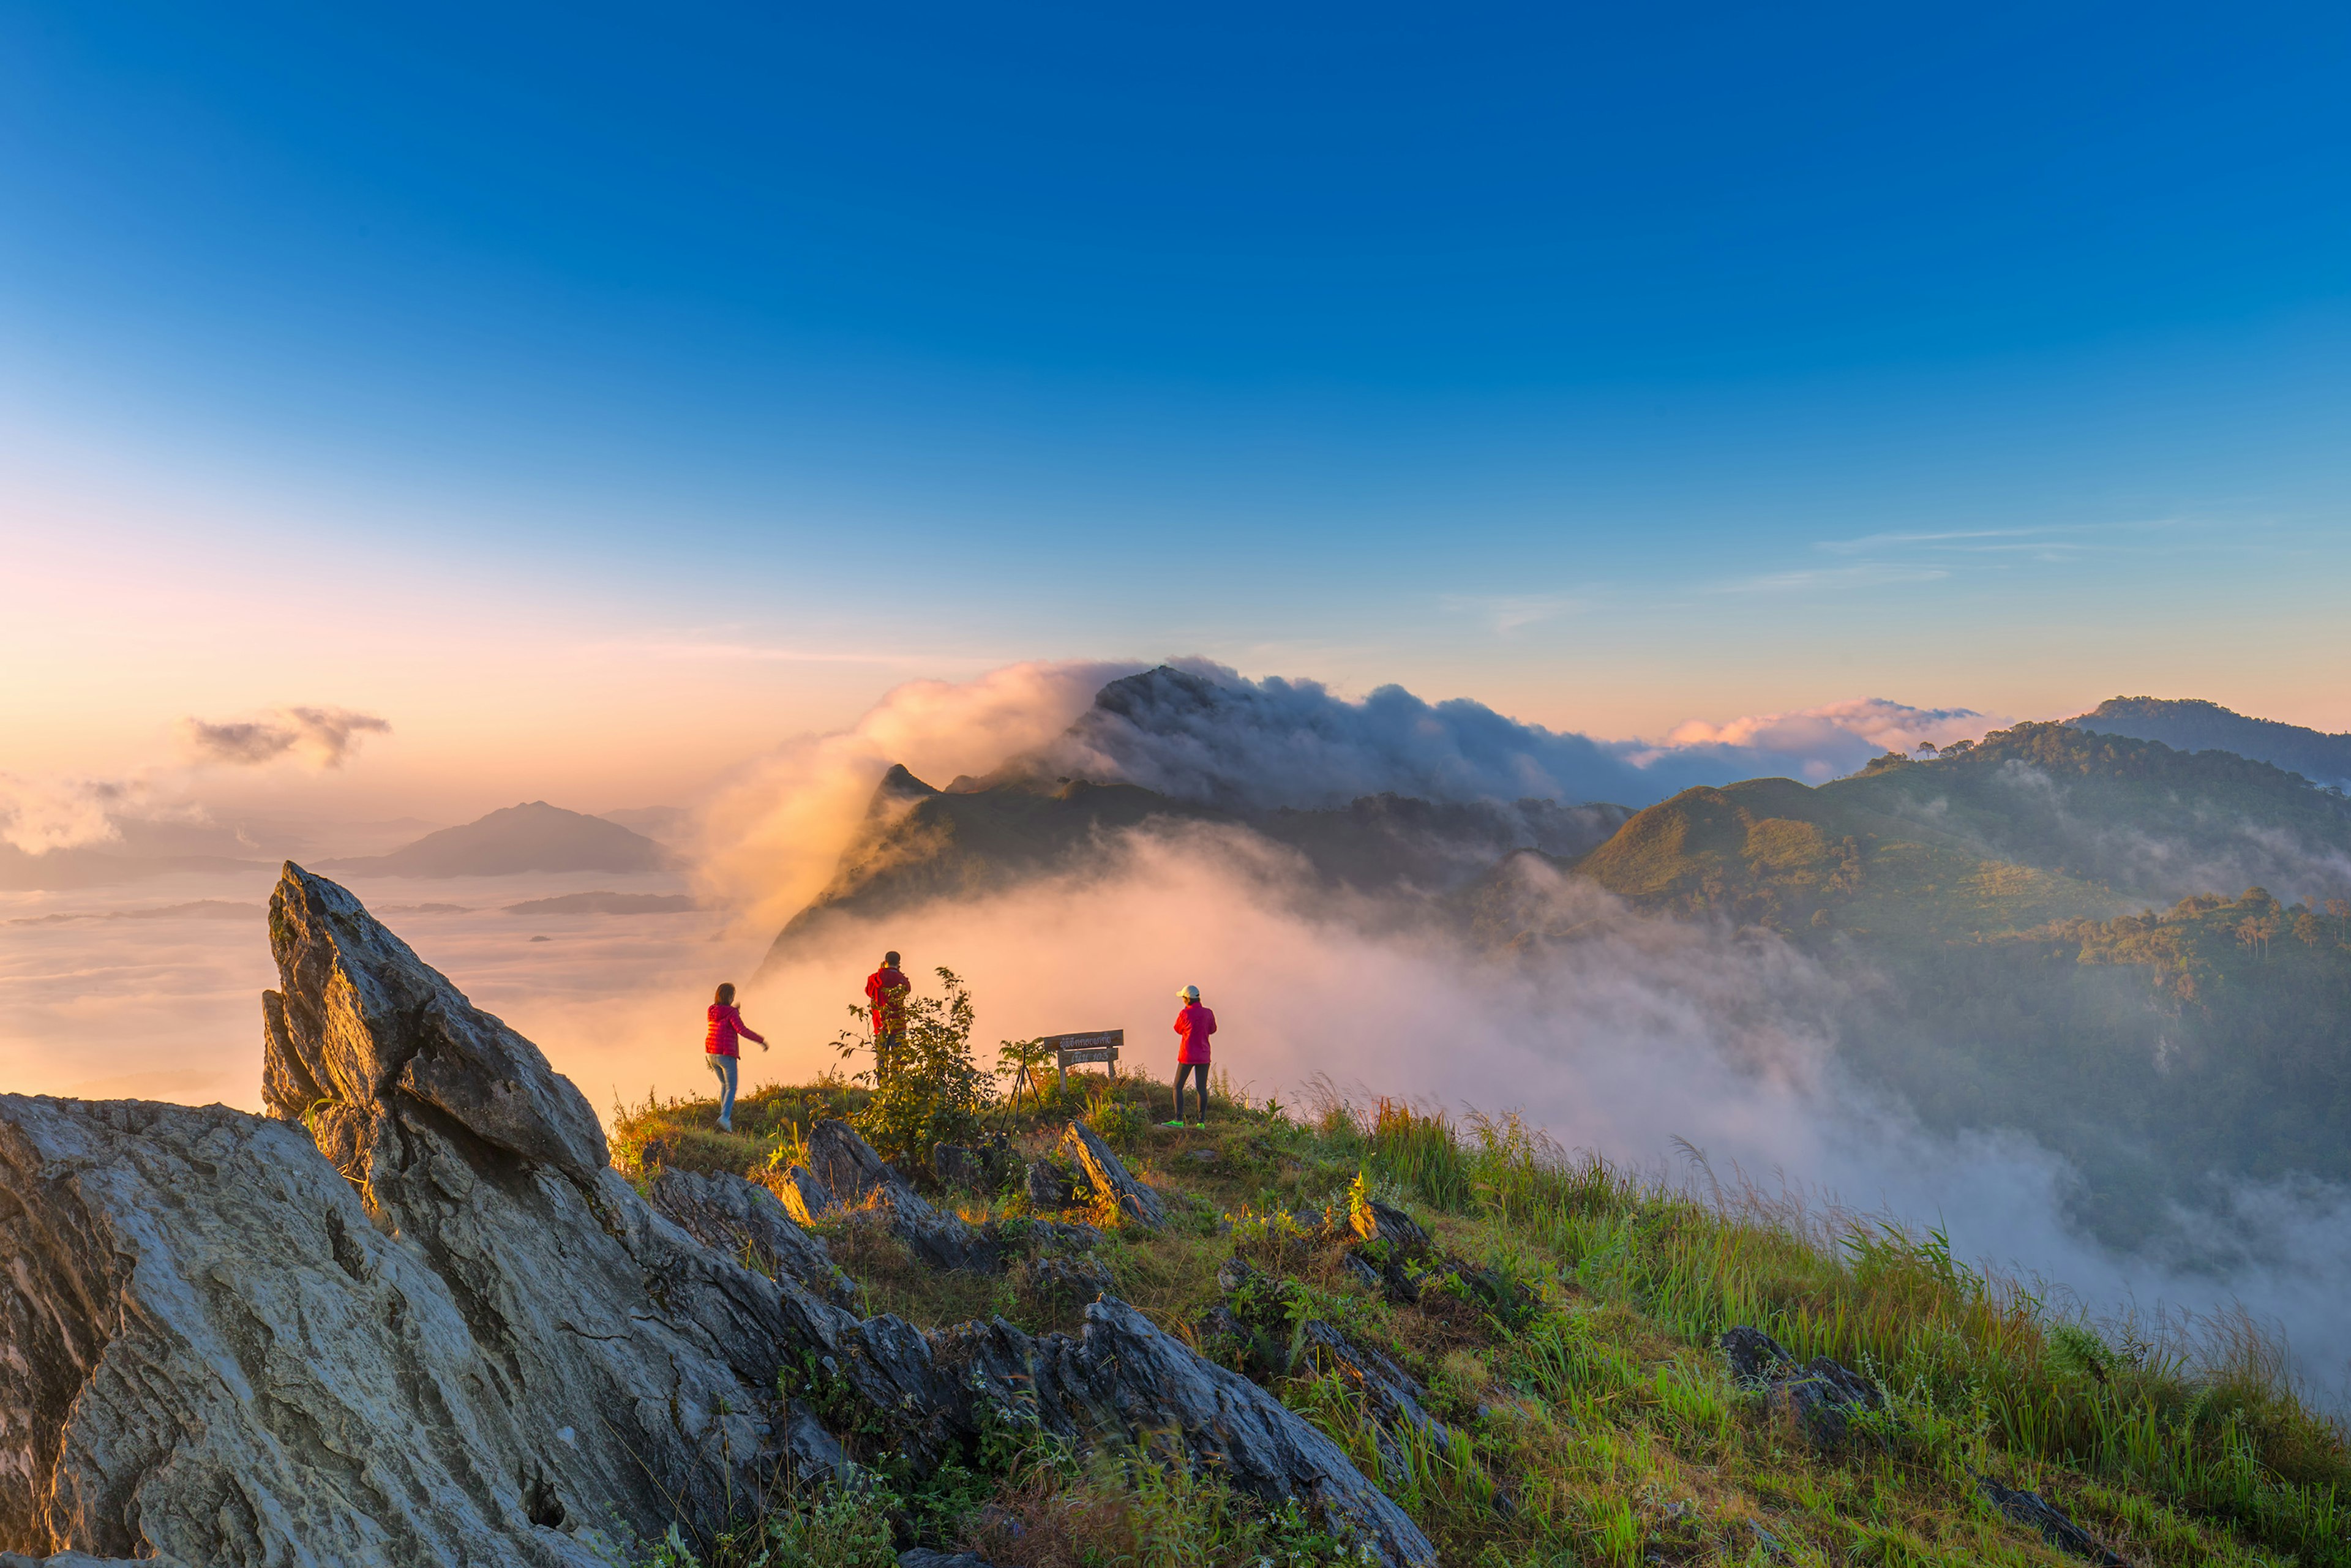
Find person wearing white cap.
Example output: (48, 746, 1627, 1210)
(1166, 984, 1217, 1128)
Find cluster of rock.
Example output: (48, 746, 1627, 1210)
(0, 866, 1434, 1568)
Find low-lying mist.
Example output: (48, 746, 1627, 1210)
(741, 822, 2351, 1409)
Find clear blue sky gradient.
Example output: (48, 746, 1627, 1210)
(6, 2, 2350, 734)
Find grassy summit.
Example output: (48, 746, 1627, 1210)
(613, 1067, 2349, 1567)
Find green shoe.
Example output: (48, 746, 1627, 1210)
(1160, 1119, 1185, 1128)
(1190, 1122, 1207, 1128)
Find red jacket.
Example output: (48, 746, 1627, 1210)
(865, 966, 910, 1034)
(1173, 1003, 1217, 1065)
(705, 1002, 764, 1059)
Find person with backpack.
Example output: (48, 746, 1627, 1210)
(703, 982, 767, 1132)
(1166, 984, 1216, 1128)
(864, 950, 910, 1083)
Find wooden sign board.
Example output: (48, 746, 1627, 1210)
(1044, 1029, 1123, 1078)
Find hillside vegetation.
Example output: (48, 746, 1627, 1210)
(615, 1061, 2351, 1567)
(2072, 699, 2351, 790)
(1472, 724, 2351, 1242)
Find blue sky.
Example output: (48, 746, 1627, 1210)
(6, 1, 2350, 797)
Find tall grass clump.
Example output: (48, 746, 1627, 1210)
(1365, 1098, 1473, 1211)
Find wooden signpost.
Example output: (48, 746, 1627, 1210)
(1044, 1029, 1123, 1086)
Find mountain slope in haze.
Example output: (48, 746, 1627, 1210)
(2071, 694, 2351, 789)
(762, 763, 1627, 967)
(1482, 722, 2351, 1242)
(1512, 721, 2351, 937)
(321, 801, 672, 878)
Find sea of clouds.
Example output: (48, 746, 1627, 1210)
(9, 660, 2347, 1406)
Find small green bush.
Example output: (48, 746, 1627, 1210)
(836, 967, 994, 1167)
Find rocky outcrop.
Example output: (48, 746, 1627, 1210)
(648, 1165, 858, 1310)
(803, 1119, 1003, 1272)
(1720, 1326, 1885, 1447)
(1024, 1157, 1077, 1210)
(0, 866, 1436, 1567)
(926, 1300, 1436, 1567)
(2, 865, 865, 1564)
(773, 1161, 836, 1225)
(1351, 1198, 1431, 1256)
(1208, 1255, 1450, 1485)
(1059, 1120, 1168, 1228)
(1974, 1475, 2132, 1566)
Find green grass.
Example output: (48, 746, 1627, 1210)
(613, 1073, 2350, 1567)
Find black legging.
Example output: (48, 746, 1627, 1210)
(1173, 1062, 1210, 1122)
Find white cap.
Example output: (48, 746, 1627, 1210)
(1179, 985, 1200, 1002)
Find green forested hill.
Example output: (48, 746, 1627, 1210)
(1824, 722, 2351, 903)
(1477, 724, 2351, 1243)
(2072, 694, 2351, 787)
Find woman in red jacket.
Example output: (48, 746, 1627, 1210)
(704, 981, 767, 1132)
(1167, 985, 1216, 1128)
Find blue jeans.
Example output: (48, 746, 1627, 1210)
(1173, 1062, 1210, 1122)
(707, 1052, 739, 1129)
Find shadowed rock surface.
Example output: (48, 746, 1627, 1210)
(1974, 1474, 2134, 1566)
(805, 1118, 1003, 1272)
(1059, 1120, 1169, 1228)
(0, 865, 1434, 1567)
(1720, 1326, 1885, 1447)
(648, 1165, 859, 1309)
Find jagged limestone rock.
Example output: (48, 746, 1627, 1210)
(0, 1095, 612, 1566)
(1211, 1255, 1449, 1485)
(1, 867, 1435, 1568)
(648, 1166, 859, 1310)
(1058, 1120, 1168, 1228)
(926, 1300, 1436, 1567)
(806, 1119, 1003, 1272)
(0, 865, 865, 1564)
(1024, 1157, 1076, 1210)
(774, 1161, 837, 1224)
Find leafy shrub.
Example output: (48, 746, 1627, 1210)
(837, 967, 995, 1167)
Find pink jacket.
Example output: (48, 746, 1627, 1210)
(1173, 1003, 1217, 1065)
(705, 1002, 765, 1058)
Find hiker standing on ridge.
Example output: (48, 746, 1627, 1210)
(703, 983, 767, 1133)
(1167, 985, 1217, 1128)
(865, 950, 910, 1083)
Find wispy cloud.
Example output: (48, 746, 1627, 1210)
(1711, 561, 1949, 595)
(1439, 592, 1588, 633)
(1815, 527, 2046, 555)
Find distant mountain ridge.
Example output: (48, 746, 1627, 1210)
(762, 763, 1628, 967)
(758, 695, 2351, 1244)
(2071, 696, 2351, 789)
(1450, 720, 2351, 1243)
(322, 801, 672, 878)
